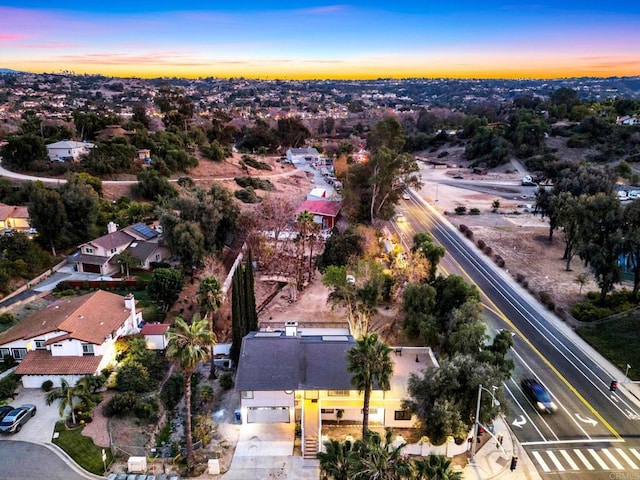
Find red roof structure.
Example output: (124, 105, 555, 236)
(295, 200, 342, 218)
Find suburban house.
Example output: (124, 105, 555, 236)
(46, 140, 95, 162)
(295, 200, 342, 230)
(0, 290, 142, 388)
(616, 115, 640, 126)
(235, 322, 438, 458)
(68, 221, 169, 275)
(141, 323, 170, 350)
(286, 147, 321, 165)
(0, 203, 30, 231)
(95, 125, 134, 142)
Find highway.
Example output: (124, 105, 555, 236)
(392, 192, 640, 479)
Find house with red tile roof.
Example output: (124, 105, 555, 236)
(0, 290, 141, 388)
(295, 200, 342, 230)
(141, 323, 170, 350)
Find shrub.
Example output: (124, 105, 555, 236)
(115, 362, 151, 393)
(241, 155, 273, 171)
(483, 245, 493, 255)
(234, 187, 262, 204)
(454, 206, 467, 215)
(494, 255, 505, 268)
(437, 151, 449, 158)
(469, 208, 481, 215)
(0, 373, 19, 399)
(477, 239, 486, 249)
(464, 229, 473, 239)
(234, 176, 274, 191)
(516, 273, 526, 284)
(459, 224, 468, 233)
(41, 380, 54, 392)
(150, 261, 171, 270)
(0, 312, 14, 324)
(160, 373, 185, 410)
(538, 291, 555, 311)
(104, 392, 139, 417)
(2, 353, 16, 368)
(219, 372, 234, 391)
(134, 396, 159, 420)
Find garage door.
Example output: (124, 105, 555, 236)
(247, 407, 290, 423)
(82, 263, 101, 274)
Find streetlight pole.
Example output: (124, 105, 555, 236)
(471, 383, 499, 463)
(625, 364, 631, 383)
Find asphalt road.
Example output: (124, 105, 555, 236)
(393, 192, 640, 480)
(0, 441, 89, 480)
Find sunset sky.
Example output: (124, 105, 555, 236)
(1, 1, 639, 79)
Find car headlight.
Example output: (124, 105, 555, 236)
(550, 402, 558, 411)
(536, 402, 545, 411)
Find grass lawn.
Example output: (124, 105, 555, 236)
(53, 422, 113, 475)
(577, 316, 640, 381)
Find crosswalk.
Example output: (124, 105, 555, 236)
(530, 447, 640, 473)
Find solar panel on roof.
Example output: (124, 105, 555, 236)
(131, 223, 156, 239)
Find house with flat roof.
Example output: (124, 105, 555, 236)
(235, 322, 438, 458)
(46, 140, 94, 162)
(286, 147, 321, 164)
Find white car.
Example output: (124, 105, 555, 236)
(402, 191, 410, 200)
(395, 213, 407, 223)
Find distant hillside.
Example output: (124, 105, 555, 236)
(0, 68, 20, 74)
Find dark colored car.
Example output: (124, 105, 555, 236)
(521, 378, 557, 413)
(0, 404, 37, 434)
(0, 405, 14, 421)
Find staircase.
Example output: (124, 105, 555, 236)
(303, 435, 319, 459)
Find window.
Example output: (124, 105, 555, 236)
(85, 247, 94, 254)
(12, 348, 27, 360)
(328, 390, 349, 396)
(0, 348, 9, 361)
(110, 248, 117, 254)
(34, 339, 46, 350)
(82, 343, 95, 356)
(321, 409, 335, 414)
(241, 391, 254, 399)
(394, 410, 412, 421)
(362, 408, 378, 414)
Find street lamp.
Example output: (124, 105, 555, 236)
(471, 384, 500, 463)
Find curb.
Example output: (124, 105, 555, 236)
(41, 441, 106, 480)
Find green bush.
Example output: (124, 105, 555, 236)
(469, 208, 481, 215)
(241, 155, 273, 171)
(41, 380, 54, 392)
(234, 187, 262, 204)
(0, 374, 19, 400)
(115, 362, 151, 393)
(454, 206, 467, 215)
(234, 176, 274, 191)
(0, 312, 14, 324)
(219, 372, 234, 391)
(160, 373, 185, 410)
(134, 396, 159, 420)
(476, 239, 486, 249)
(2, 353, 16, 368)
(104, 392, 139, 417)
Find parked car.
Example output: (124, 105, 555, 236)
(521, 378, 557, 413)
(0, 404, 37, 434)
(0, 405, 14, 421)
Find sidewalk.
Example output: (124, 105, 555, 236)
(462, 417, 542, 480)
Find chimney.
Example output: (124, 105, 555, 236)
(107, 221, 118, 234)
(124, 293, 137, 329)
(285, 321, 298, 337)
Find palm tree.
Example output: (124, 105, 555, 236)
(196, 276, 223, 377)
(166, 315, 216, 470)
(414, 454, 463, 480)
(347, 333, 394, 439)
(317, 438, 358, 480)
(45, 378, 93, 425)
(353, 429, 415, 480)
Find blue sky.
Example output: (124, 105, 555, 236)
(0, 2, 638, 79)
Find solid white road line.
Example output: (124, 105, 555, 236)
(559, 450, 579, 470)
(602, 449, 624, 470)
(547, 451, 565, 471)
(616, 448, 639, 469)
(588, 449, 609, 469)
(574, 449, 594, 470)
(532, 451, 551, 472)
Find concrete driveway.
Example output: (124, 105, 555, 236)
(0, 387, 61, 443)
(221, 423, 319, 480)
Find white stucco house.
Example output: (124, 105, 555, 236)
(235, 322, 438, 458)
(141, 323, 170, 350)
(46, 140, 95, 162)
(0, 290, 142, 388)
(286, 147, 321, 165)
